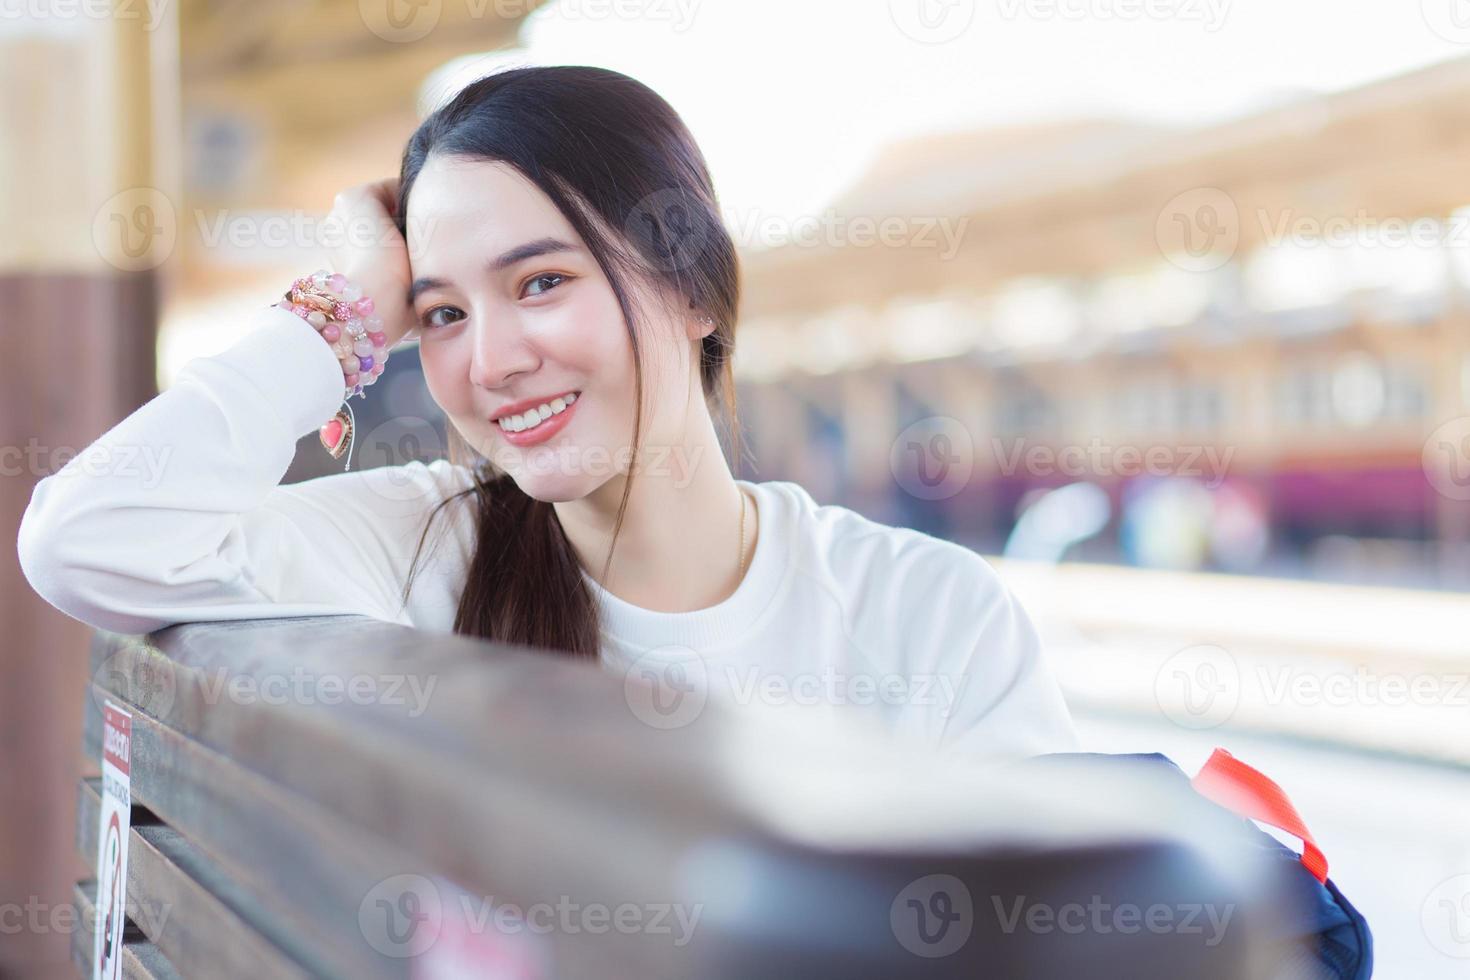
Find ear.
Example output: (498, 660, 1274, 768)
(685, 311, 716, 341)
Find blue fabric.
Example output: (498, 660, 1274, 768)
(1028, 752, 1373, 980)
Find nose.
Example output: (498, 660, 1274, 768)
(468, 313, 540, 391)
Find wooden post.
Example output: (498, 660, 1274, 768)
(1, 4, 176, 974)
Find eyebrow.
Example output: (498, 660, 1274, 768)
(408, 237, 581, 305)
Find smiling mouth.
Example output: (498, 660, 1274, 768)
(495, 391, 579, 434)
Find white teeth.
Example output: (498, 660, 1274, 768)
(498, 392, 578, 432)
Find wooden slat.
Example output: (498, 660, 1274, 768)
(70, 882, 182, 980)
(81, 693, 427, 979)
(76, 778, 310, 980)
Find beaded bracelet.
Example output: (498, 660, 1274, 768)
(273, 269, 392, 471)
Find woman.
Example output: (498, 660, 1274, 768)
(18, 66, 1076, 761)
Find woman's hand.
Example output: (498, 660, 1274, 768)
(326, 178, 418, 348)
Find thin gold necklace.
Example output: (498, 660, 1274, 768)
(737, 486, 749, 576)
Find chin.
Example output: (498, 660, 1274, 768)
(505, 454, 603, 503)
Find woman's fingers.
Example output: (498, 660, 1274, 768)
(327, 178, 416, 348)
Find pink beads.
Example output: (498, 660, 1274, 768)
(283, 270, 391, 402)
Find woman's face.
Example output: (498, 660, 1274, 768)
(405, 155, 700, 502)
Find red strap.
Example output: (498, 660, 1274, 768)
(1189, 748, 1329, 885)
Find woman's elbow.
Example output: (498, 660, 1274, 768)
(17, 500, 174, 636)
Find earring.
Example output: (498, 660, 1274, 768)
(698, 314, 713, 325)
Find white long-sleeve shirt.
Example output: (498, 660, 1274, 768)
(17, 304, 1078, 760)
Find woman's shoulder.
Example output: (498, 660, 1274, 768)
(755, 479, 992, 568)
(747, 480, 1074, 760)
(752, 479, 1006, 604)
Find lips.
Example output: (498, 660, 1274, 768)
(494, 391, 580, 448)
(490, 389, 581, 423)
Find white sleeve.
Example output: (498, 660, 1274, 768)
(16, 304, 472, 635)
(936, 559, 1081, 761)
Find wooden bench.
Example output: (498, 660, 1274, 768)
(73, 615, 1285, 978)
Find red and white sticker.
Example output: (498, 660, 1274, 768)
(93, 701, 132, 980)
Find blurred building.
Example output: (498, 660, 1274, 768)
(735, 58, 1470, 590)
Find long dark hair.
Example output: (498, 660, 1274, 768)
(392, 65, 743, 658)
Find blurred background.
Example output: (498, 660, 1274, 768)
(6, 0, 1470, 976)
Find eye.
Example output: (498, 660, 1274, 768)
(522, 272, 569, 298)
(419, 305, 465, 330)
